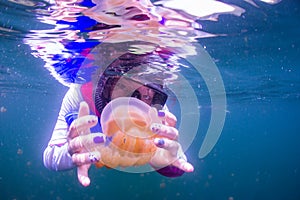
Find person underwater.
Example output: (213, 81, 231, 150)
(43, 51, 194, 187)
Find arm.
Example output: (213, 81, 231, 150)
(43, 84, 83, 171)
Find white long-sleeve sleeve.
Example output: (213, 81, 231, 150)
(43, 84, 83, 171)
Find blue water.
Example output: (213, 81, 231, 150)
(0, 0, 300, 200)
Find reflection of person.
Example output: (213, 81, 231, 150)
(44, 52, 194, 187)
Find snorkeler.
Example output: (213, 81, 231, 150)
(43, 51, 194, 187)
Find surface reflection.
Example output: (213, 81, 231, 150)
(21, 0, 281, 85)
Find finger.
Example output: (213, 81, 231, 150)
(78, 101, 90, 118)
(77, 164, 91, 187)
(151, 123, 178, 140)
(68, 115, 98, 139)
(172, 158, 194, 173)
(69, 134, 105, 155)
(158, 110, 177, 127)
(72, 151, 101, 166)
(153, 138, 179, 154)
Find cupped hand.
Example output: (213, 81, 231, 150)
(150, 110, 194, 173)
(67, 102, 105, 187)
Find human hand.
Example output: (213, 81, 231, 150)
(149, 110, 194, 173)
(67, 102, 105, 187)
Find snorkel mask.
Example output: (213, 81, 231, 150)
(99, 76, 168, 111)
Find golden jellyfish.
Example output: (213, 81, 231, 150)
(90, 97, 163, 168)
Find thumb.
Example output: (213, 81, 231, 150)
(78, 101, 90, 118)
(77, 164, 91, 187)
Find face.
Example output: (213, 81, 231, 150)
(134, 86, 155, 105)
